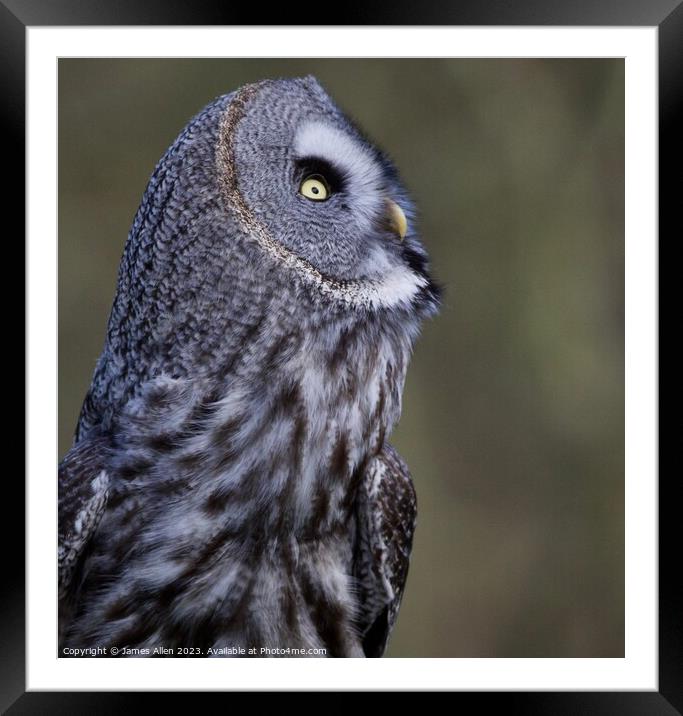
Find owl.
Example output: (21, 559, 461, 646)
(58, 76, 440, 658)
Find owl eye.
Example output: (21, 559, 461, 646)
(300, 174, 330, 201)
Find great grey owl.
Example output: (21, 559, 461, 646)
(59, 76, 440, 658)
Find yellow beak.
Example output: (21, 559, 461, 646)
(386, 199, 408, 241)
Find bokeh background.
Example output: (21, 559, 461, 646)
(58, 59, 624, 657)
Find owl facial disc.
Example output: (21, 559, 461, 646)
(216, 77, 439, 313)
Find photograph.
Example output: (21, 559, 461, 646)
(58, 58, 625, 659)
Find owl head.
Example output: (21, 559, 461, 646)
(208, 76, 439, 314)
(119, 76, 439, 319)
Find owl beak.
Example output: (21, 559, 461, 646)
(386, 199, 408, 241)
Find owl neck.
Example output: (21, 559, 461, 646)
(110, 297, 418, 540)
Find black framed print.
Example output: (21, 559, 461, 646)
(6, 0, 671, 709)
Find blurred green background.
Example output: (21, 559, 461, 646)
(58, 59, 624, 657)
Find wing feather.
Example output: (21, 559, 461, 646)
(353, 443, 417, 657)
(58, 435, 111, 598)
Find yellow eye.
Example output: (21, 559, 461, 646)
(300, 174, 329, 201)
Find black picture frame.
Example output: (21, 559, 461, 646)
(5, 1, 670, 709)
